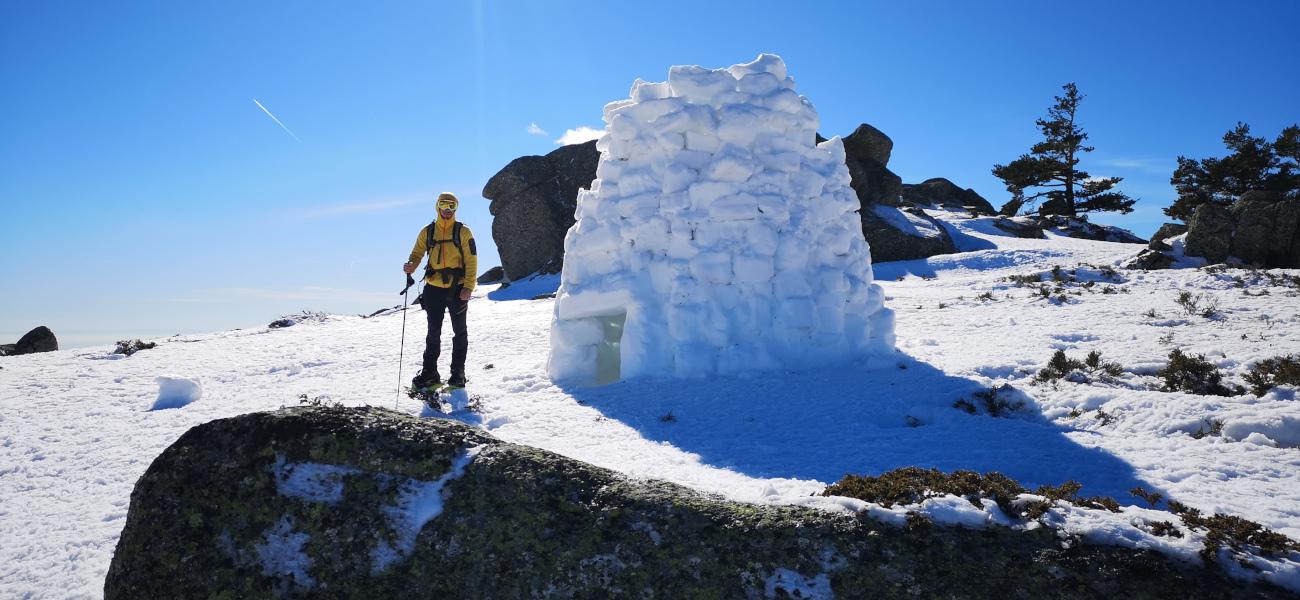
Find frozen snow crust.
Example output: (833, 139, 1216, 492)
(550, 54, 894, 382)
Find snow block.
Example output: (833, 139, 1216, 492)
(151, 376, 201, 410)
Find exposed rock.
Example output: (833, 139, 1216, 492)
(106, 406, 1291, 599)
(1228, 191, 1300, 268)
(113, 339, 157, 357)
(1032, 215, 1146, 244)
(10, 326, 58, 355)
(841, 124, 903, 207)
(862, 205, 957, 262)
(841, 123, 893, 167)
(990, 217, 1046, 239)
(1184, 203, 1236, 264)
(902, 178, 996, 215)
(1125, 249, 1178, 271)
(1149, 223, 1189, 251)
(0, 344, 15, 356)
(482, 141, 599, 281)
(477, 266, 505, 285)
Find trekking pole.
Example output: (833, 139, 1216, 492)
(396, 273, 416, 409)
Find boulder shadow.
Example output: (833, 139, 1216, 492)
(559, 353, 1155, 502)
(485, 275, 561, 302)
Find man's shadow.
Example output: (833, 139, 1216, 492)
(558, 353, 1158, 502)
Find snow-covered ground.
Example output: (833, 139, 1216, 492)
(3, 213, 1299, 597)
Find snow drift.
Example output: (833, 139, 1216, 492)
(549, 54, 895, 383)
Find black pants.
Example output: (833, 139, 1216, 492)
(420, 283, 468, 378)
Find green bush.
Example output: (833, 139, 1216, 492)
(1033, 349, 1124, 384)
(1158, 350, 1244, 396)
(952, 384, 1026, 417)
(1243, 355, 1300, 397)
(1168, 501, 1300, 563)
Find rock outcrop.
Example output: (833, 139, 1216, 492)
(1227, 191, 1300, 267)
(901, 177, 996, 215)
(993, 215, 1145, 244)
(861, 205, 957, 262)
(1149, 223, 1189, 251)
(107, 406, 1290, 599)
(0, 326, 58, 356)
(836, 124, 959, 261)
(476, 266, 505, 285)
(841, 124, 904, 207)
(1184, 203, 1237, 264)
(482, 141, 599, 281)
(990, 217, 1047, 239)
(1177, 192, 1300, 268)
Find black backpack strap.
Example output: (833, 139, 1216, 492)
(452, 221, 463, 256)
(422, 221, 436, 282)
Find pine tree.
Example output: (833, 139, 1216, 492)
(1166, 123, 1300, 221)
(993, 83, 1136, 217)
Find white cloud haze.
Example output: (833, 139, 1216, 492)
(555, 126, 603, 145)
(526, 122, 548, 136)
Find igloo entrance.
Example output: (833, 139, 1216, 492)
(594, 311, 627, 386)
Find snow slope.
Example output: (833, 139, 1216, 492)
(3, 212, 1299, 597)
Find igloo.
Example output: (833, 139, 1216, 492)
(548, 54, 895, 384)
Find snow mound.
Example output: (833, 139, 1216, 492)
(549, 54, 894, 383)
(150, 375, 201, 410)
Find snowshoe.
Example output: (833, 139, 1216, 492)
(406, 384, 446, 410)
(447, 373, 468, 390)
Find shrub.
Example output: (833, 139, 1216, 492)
(1004, 273, 1043, 287)
(1130, 486, 1164, 508)
(1168, 501, 1300, 563)
(1174, 291, 1219, 318)
(1085, 350, 1124, 377)
(953, 384, 1026, 417)
(1243, 355, 1300, 397)
(297, 393, 341, 408)
(113, 339, 157, 356)
(1158, 350, 1243, 396)
(822, 467, 1028, 518)
(1033, 350, 1124, 384)
(1148, 521, 1184, 538)
(1033, 480, 1121, 513)
(822, 468, 1300, 565)
(976, 291, 995, 302)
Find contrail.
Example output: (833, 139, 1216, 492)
(252, 98, 301, 141)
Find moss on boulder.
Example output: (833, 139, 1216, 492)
(106, 406, 1290, 599)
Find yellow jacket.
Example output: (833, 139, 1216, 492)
(408, 217, 478, 290)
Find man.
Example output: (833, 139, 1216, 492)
(403, 192, 478, 389)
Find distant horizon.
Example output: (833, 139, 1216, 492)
(3, 1, 1296, 349)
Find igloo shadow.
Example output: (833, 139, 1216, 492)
(559, 354, 1152, 501)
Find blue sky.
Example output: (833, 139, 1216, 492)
(2, 1, 1297, 348)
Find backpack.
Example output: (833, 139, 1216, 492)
(423, 221, 466, 285)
